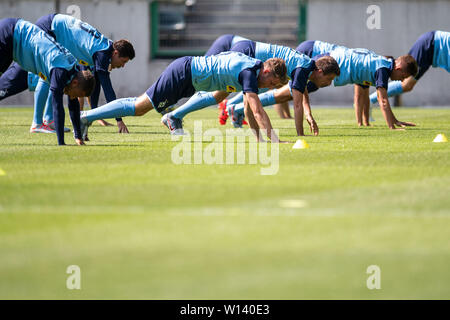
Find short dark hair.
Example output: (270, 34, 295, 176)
(264, 58, 288, 85)
(113, 39, 135, 60)
(315, 56, 340, 76)
(76, 70, 96, 97)
(398, 54, 418, 77)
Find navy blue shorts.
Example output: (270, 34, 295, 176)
(35, 14, 56, 39)
(230, 40, 256, 58)
(296, 40, 315, 57)
(205, 34, 234, 56)
(408, 31, 435, 80)
(0, 62, 28, 101)
(145, 56, 195, 113)
(0, 18, 19, 73)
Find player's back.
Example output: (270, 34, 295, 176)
(312, 40, 342, 57)
(255, 42, 312, 77)
(331, 47, 391, 86)
(191, 51, 261, 92)
(13, 19, 76, 81)
(51, 14, 110, 67)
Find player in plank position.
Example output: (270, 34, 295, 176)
(369, 31, 450, 105)
(159, 34, 249, 116)
(0, 18, 95, 145)
(204, 34, 249, 56)
(80, 51, 288, 142)
(296, 40, 418, 129)
(163, 38, 339, 137)
(31, 13, 135, 135)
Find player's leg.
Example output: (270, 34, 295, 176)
(0, 18, 18, 74)
(30, 78, 55, 133)
(81, 97, 138, 123)
(205, 34, 234, 56)
(0, 64, 52, 133)
(81, 57, 194, 138)
(169, 90, 224, 120)
(78, 97, 85, 110)
(0, 63, 29, 102)
(370, 79, 413, 104)
(218, 92, 245, 124)
(360, 87, 371, 126)
(41, 91, 71, 133)
(231, 85, 292, 127)
(370, 31, 433, 104)
(80, 58, 192, 125)
(354, 84, 368, 126)
(295, 40, 315, 57)
(163, 90, 229, 134)
(43, 90, 52, 124)
(274, 102, 292, 119)
(79, 96, 139, 140)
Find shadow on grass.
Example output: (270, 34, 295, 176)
(6, 124, 32, 128)
(85, 144, 146, 147)
(88, 130, 163, 135)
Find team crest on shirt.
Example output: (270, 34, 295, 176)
(79, 60, 89, 66)
(226, 85, 236, 93)
(362, 81, 372, 86)
(38, 72, 47, 81)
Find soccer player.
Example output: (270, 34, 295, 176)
(0, 62, 71, 133)
(163, 38, 339, 136)
(80, 51, 288, 142)
(204, 34, 249, 56)
(0, 17, 95, 145)
(32, 13, 135, 134)
(274, 102, 293, 119)
(0, 63, 35, 102)
(369, 31, 450, 104)
(297, 40, 418, 129)
(158, 34, 250, 119)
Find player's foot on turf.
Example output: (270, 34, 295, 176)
(369, 106, 375, 122)
(30, 123, 55, 134)
(218, 99, 228, 125)
(80, 111, 91, 140)
(44, 120, 70, 132)
(97, 119, 114, 127)
(161, 113, 185, 135)
(228, 104, 244, 128)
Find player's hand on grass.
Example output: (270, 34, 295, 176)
(306, 116, 319, 136)
(395, 120, 416, 127)
(97, 119, 114, 127)
(75, 138, 85, 146)
(117, 120, 129, 134)
(269, 138, 291, 144)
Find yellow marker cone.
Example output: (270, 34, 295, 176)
(292, 139, 310, 149)
(433, 134, 448, 143)
(0, 168, 5, 176)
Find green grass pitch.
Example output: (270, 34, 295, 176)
(0, 106, 449, 299)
